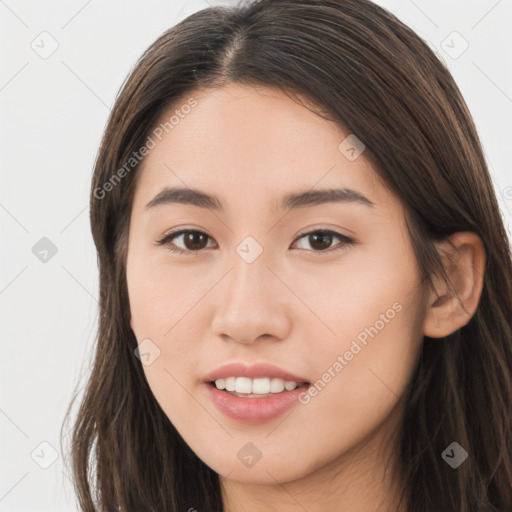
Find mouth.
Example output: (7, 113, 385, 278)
(208, 377, 310, 398)
(202, 362, 311, 424)
(203, 375, 311, 424)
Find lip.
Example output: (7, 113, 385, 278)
(205, 383, 309, 424)
(202, 362, 308, 383)
(202, 362, 310, 424)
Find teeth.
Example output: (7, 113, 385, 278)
(284, 380, 298, 391)
(252, 378, 270, 394)
(270, 378, 285, 393)
(225, 377, 236, 392)
(235, 377, 252, 394)
(214, 377, 300, 394)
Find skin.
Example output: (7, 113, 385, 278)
(126, 84, 486, 511)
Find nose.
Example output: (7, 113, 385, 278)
(210, 247, 292, 345)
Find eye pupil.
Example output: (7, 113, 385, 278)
(185, 232, 208, 250)
(310, 232, 332, 250)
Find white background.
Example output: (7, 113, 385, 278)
(1, 0, 511, 510)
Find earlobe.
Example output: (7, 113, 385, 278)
(423, 232, 486, 338)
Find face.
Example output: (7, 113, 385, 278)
(126, 84, 430, 484)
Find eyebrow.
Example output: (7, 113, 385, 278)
(145, 186, 374, 211)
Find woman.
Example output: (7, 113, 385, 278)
(61, 0, 512, 510)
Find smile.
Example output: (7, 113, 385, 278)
(214, 376, 302, 396)
(202, 362, 311, 424)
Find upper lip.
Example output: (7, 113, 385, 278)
(203, 362, 309, 383)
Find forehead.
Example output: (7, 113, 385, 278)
(133, 84, 387, 212)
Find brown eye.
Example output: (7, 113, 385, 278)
(157, 230, 216, 254)
(293, 229, 354, 254)
(307, 232, 333, 251)
(181, 231, 209, 251)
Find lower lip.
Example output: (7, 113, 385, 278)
(205, 383, 309, 424)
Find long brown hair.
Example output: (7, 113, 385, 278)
(61, 0, 512, 510)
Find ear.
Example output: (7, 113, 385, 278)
(423, 232, 486, 338)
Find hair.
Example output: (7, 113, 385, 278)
(60, 0, 512, 510)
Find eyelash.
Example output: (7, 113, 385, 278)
(155, 228, 355, 256)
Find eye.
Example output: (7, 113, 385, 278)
(156, 228, 355, 255)
(156, 229, 217, 254)
(291, 229, 355, 254)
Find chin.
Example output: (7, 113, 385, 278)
(193, 439, 317, 485)
(217, 461, 310, 485)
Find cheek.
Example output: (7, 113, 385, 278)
(281, 286, 424, 482)
(126, 252, 212, 432)
(127, 250, 209, 337)
(307, 298, 423, 414)
(291, 236, 423, 354)
(291, 242, 425, 420)
(127, 258, 199, 371)
(316, 266, 424, 421)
